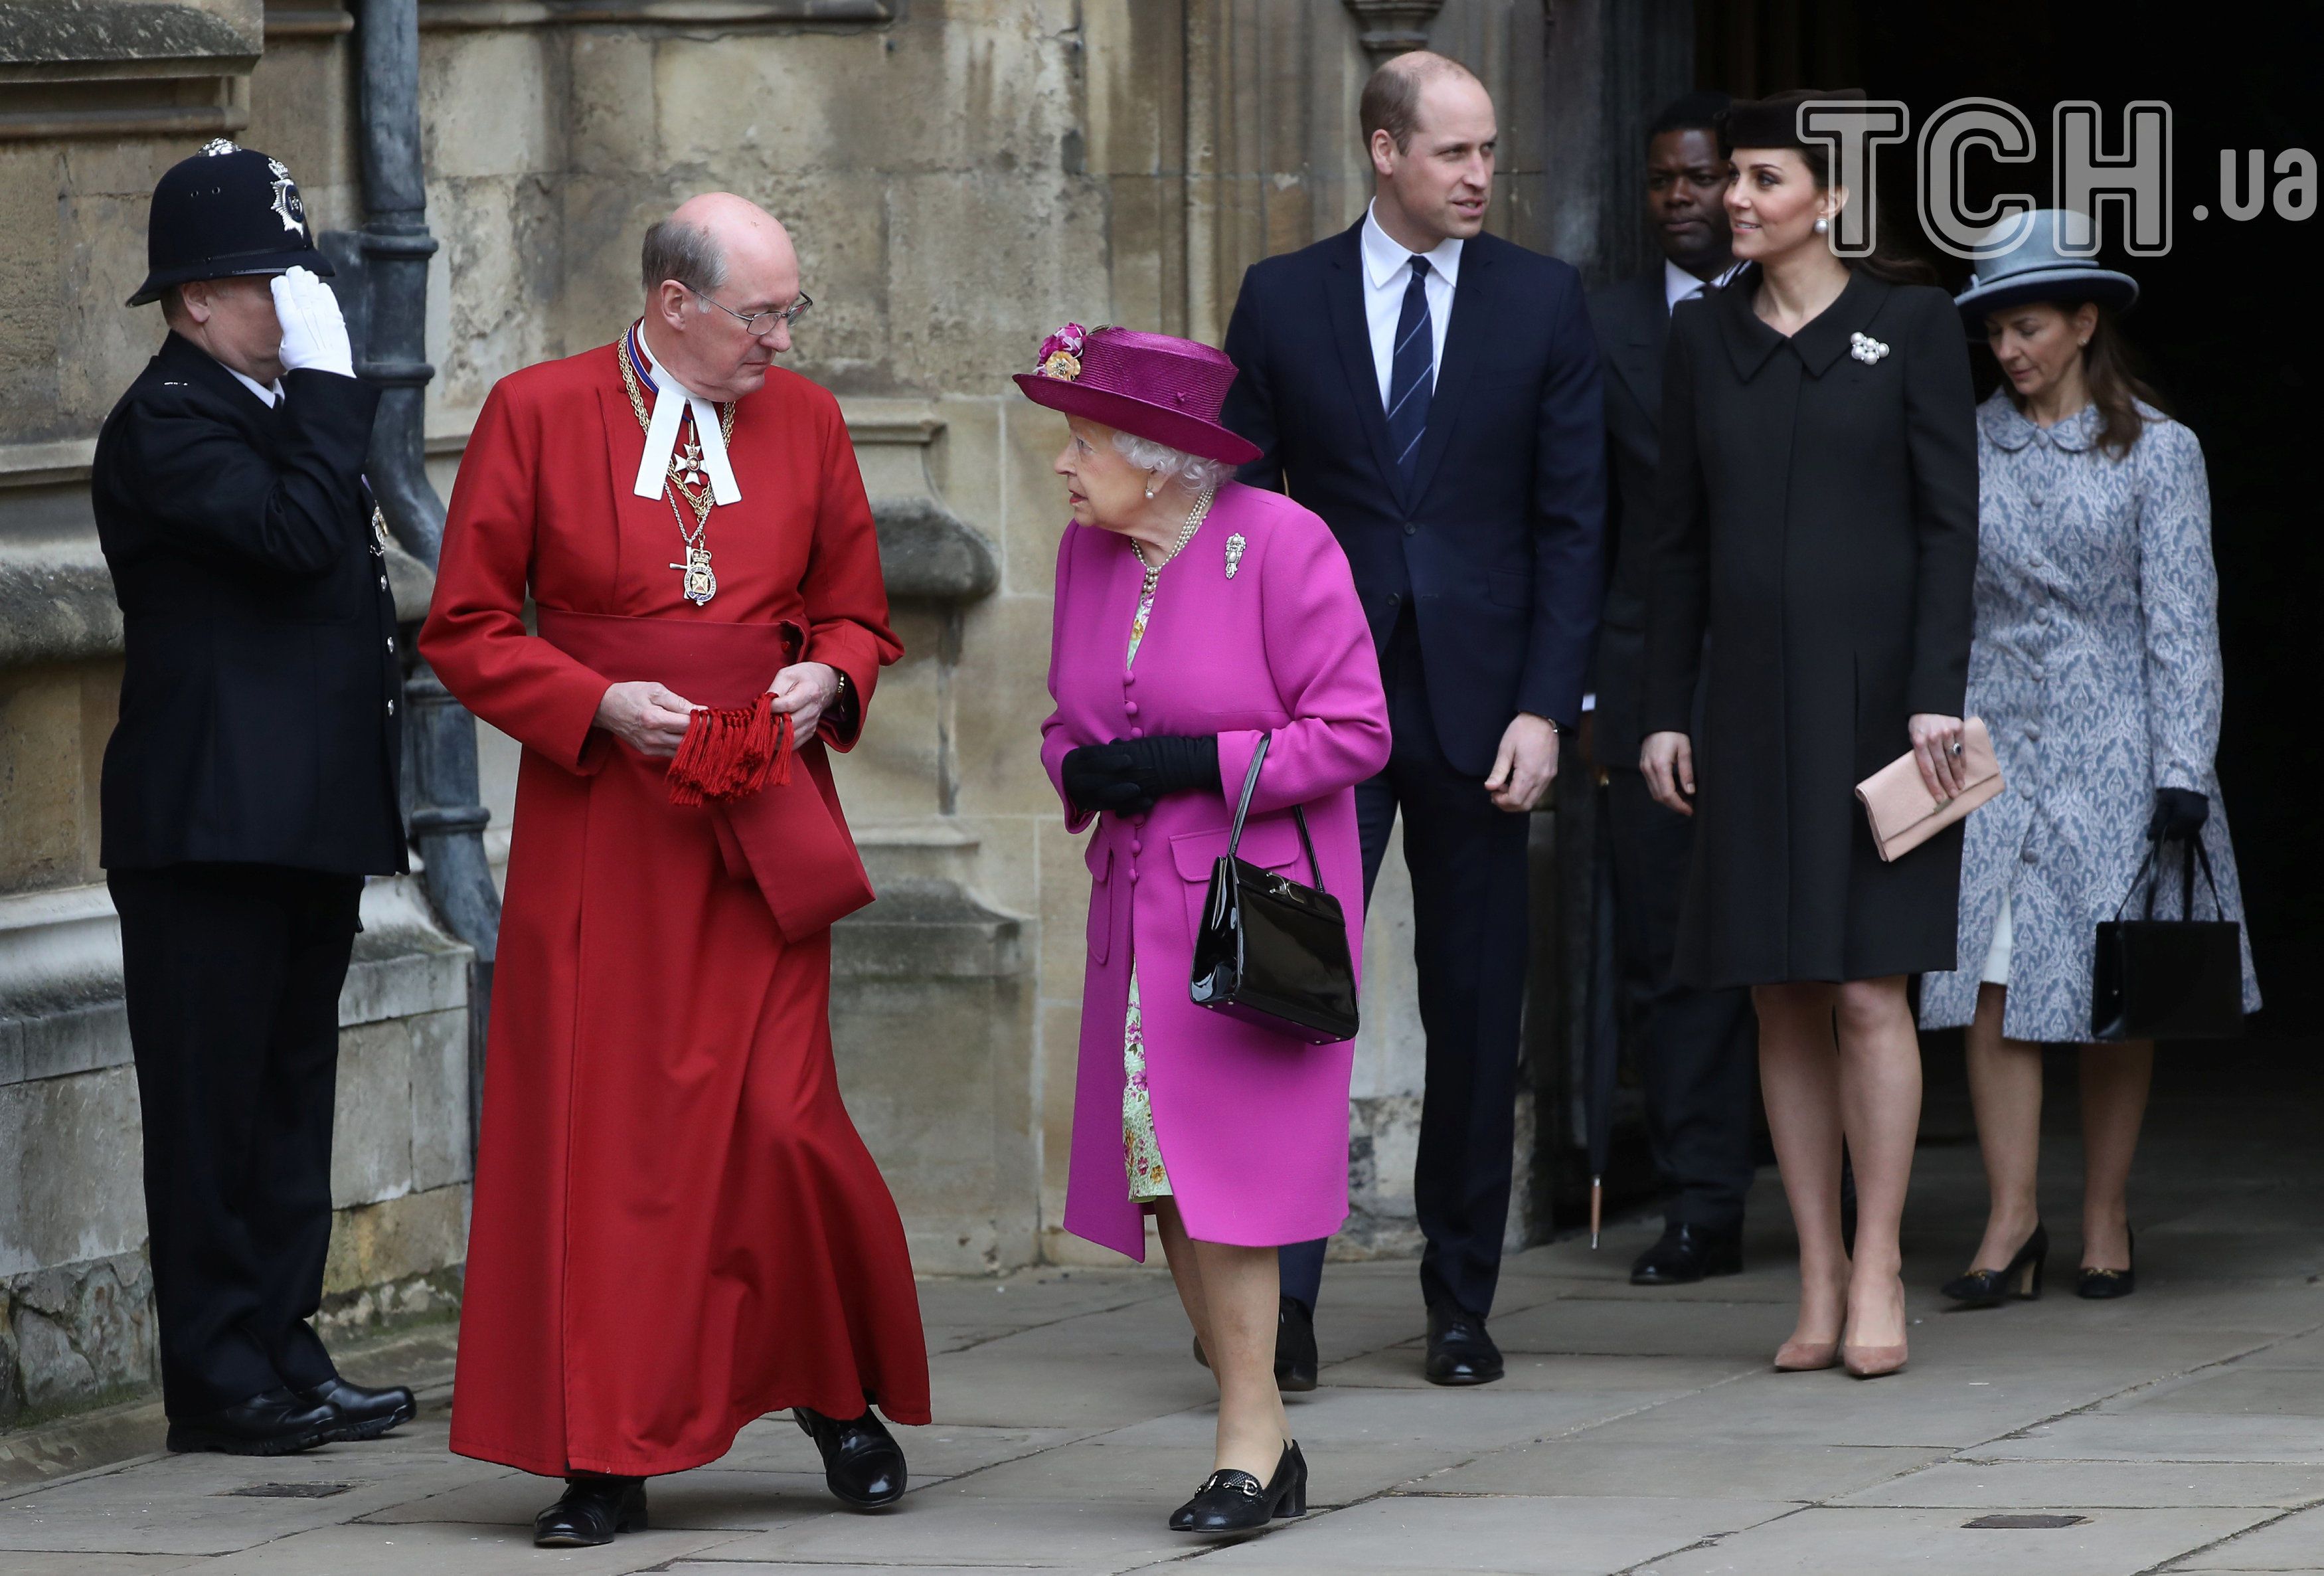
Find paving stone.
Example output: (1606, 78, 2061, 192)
(1980, 1413, 2324, 1464)
(715, 1416, 1085, 1478)
(1636, 1504, 2274, 1575)
(1837, 1459, 2324, 1508)
(704, 1494, 1211, 1570)
(1191, 1493, 1797, 1573)
(1424, 1441, 1948, 1502)
(2170, 1505, 2324, 1570)
(360, 1468, 838, 1530)
(195, 1520, 753, 1575)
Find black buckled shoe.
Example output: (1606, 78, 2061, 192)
(2078, 1227, 2136, 1299)
(1629, 1222, 1745, 1286)
(1169, 1440, 1306, 1533)
(533, 1476, 647, 1548)
(796, 1407, 907, 1510)
(300, 1376, 418, 1442)
(1941, 1222, 2050, 1307)
(164, 1387, 339, 1456)
(1424, 1305, 1504, 1386)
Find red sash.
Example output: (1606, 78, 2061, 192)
(535, 606, 876, 940)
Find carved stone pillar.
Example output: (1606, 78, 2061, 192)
(1341, 0, 1444, 64)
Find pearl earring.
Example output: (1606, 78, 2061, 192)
(1813, 217, 1829, 235)
(1145, 473, 1159, 499)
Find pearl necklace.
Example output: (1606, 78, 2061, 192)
(1133, 484, 1218, 600)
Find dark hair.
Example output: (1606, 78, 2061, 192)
(1720, 88, 1938, 287)
(1648, 90, 1732, 146)
(1997, 303, 2167, 460)
(640, 218, 726, 298)
(1359, 50, 1484, 157)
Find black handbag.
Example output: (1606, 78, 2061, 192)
(2091, 837, 2246, 1041)
(1189, 734, 1361, 1044)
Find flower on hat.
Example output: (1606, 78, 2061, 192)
(1037, 323, 1088, 381)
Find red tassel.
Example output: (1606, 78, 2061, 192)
(666, 693, 793, 806)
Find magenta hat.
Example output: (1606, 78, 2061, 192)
(1011, 324, 1262, 467)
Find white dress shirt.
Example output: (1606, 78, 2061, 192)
(630, 321, 742, 507)
(227, 366, 286, 406)
(1664, 257, 1740, 314)
(1360, 200, 1463, 409)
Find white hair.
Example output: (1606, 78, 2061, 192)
(1111, 430, 1232, 494)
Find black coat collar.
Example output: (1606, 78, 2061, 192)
(157, 331, 280, 420)
(1714, 264, 1891, 381)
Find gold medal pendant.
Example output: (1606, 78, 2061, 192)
(671, 545, 718, 606)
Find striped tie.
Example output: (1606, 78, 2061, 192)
(1385, 254, 1434, 489)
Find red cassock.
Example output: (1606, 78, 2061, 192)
(418, 341, 929, 1478)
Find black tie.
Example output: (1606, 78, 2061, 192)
(1385, 255, 1434, 487)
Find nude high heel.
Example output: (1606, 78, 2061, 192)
(1840, 1277, 1910, 1379)
(1774, 1339, 1840, 1372)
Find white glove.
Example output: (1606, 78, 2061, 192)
(271, 266, 354, 378)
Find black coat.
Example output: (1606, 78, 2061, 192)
(1221, 220, 1606, 771)
(1586, 272, 1675, 767)
(93, 333, 406, 876)
(1643, 268, 1978, 987)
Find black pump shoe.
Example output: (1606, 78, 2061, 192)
(164, 1388, 339, 1456)
(796, 1407, 908, 1509)
(1169, 1440, 1306, 1533)
(533, 1476, 647, 1548)
(300, 1376, 417, 1442)
(1941, 1222, 2049, 1306)
(2078, 1228, 2137, 1299)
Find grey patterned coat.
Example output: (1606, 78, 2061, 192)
(1921, 393, 2260, 1041)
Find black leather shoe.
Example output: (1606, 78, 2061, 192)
(534, 1476, 647, 1548)
(1629, 1222, 1744, 1286)
(300, 1376, 418, 1442)
(1192, 1298, 1321, 1392)
(164, 1388, 339, 1456)
(1941, 1222, 2049, 1307)
(1424, 1305, 1504, 1386)
(2078, 1227, 2137, 1299)
(796, 1407, 907, 1509)
(1169, 1440, 1306, 1533)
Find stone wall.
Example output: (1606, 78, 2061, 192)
(1, 0, 1686, 1429)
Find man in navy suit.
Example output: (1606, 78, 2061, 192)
(1221, 50, 1604, 1386)
(1586, 92, 1760, 1290)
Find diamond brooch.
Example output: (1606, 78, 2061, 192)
(1224, 533, 1246, 579)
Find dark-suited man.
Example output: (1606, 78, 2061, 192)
(94, 141, 416, 1455)
(1586, 93, 1758, 1286)
(1222, 52, 1604, 1386)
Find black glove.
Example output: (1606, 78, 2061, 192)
(1061, 735, 1220, 817)
(2147, 787, 2210, 843)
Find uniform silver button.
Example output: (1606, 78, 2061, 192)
(386, 699, 396, 715)
(379, 576, 390, 590)
(386, 636, 396, 652)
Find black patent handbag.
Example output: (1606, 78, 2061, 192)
(2091, 837, 2246, 1041)
(1188, 734, 1361, 1044)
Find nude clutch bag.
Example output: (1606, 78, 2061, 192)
(1855, 717, 2003, 862)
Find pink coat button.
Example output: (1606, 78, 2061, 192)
(1124, 701, 1139, 716)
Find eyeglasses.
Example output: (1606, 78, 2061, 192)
(685, 283, 813, 336)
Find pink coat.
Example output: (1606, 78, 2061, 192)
(1040, 482, 1391, 1258)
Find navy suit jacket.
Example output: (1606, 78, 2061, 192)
(1220, 219, 1606, 775)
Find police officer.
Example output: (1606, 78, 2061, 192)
(95, 140, 415, 1455)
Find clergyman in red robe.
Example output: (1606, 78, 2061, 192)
(419, 193, 928, 1550)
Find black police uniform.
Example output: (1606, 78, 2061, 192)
(96, 142, 408, 1441)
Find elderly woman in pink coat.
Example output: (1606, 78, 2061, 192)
(1024, 325, 1389, 1535)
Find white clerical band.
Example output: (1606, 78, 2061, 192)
(629, 325, 742, 506)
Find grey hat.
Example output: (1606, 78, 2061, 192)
(1954, 208, 2137, 332)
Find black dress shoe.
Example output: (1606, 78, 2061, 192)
(1629, 1222, 1744, 1286)
(299, 1376, 418, 1442)
(1940, 1222, 2049, 1306)
(1169, 1440, 1306, 1533)
(164, 1388, 339, 1456)
(1424, 1305, 1504, 1386)
(534, 1476, 647, 1548)
(1191, 1297, 1321, 1392)
(796, 1407, 907, 1509)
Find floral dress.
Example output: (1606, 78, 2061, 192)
(1121, 578, 1173, 1203)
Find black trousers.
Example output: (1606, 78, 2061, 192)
(109, 863, 361, 1418)
(1280, 615, 1532, 1319)
(1603, 766, 1758, 1230)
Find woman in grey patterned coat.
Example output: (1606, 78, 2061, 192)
(1921, 212, 2260, 1306)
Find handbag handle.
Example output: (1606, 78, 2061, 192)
(2114, 835, 2224, 922)
(1225, 732, 1327, 893)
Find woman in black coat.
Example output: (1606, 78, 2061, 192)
(1641, 92, 1979, 1379)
